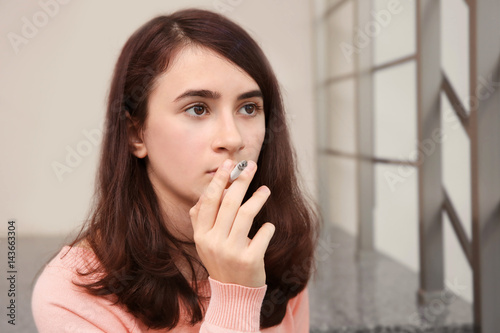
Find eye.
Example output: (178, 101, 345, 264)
(185, 104, 208, 117)
(239, 103, 263, 116)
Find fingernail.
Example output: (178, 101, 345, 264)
(222, 159, 233, 170)
(258, 186, 270, 194)
(246, 160, 256, 172)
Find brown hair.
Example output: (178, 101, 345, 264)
(69, 7, 320, 330)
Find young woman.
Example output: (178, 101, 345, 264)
(32, 8, 319, 332)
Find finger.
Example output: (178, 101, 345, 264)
(248, 222, 275, 258)
(189, 197, 201, 220)
(194, 159, 234, 234)
(228, 186, 271, 242)
(212, 160, 257, 237)
(189, 192, 205, 223)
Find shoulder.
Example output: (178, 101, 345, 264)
(288, 286, 309, 314)
(34, 245, 102, 288)
(284, 286, 310, 332)
(262, 286, 309, 332)
(31, 245, 104, 316)
(31, 246, 139, 332)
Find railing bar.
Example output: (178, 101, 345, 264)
(469, 0, 500, 329)
(442, 187, 473, 267)
(441, 72, 470, 135)
(469, 0, 481, 328)
(355, 0, 375, 257)
(374, 156, 417, 167)
(416, 0, 444, 300)
(323, 0, 352, 18)
(372, 54, 416, 72)
(324, 72, 357, 86)
(324, 53, 417, 85)
(321, 148, 418, 167)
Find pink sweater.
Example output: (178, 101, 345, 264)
(32, 246, 309, 332)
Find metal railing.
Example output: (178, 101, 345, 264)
(314, 0, 500, 332)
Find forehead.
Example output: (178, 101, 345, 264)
(151, 45, 260, 95)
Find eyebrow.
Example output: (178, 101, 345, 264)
(173, 89, 263, 103)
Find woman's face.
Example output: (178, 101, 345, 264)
(134, 45, 266, 216)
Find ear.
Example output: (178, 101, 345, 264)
(126, 112, 147, 158)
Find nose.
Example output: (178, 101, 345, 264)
(211, 111, 245, 154)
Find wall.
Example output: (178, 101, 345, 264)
(0, 0, 317, 237)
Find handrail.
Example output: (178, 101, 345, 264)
(442, 187, 473, 266)
(323, 0, 351, 19)
(372, 54, 416, 72)
(441, 72, 470, 135)
(322, 148, 418, 167)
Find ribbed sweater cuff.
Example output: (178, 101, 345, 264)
(205, 277, 267, 332)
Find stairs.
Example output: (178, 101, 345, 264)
(308, 225, 474, 332)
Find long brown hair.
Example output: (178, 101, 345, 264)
(69, 8, 320, 330)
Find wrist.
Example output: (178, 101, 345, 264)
(205, 277, 267, 331)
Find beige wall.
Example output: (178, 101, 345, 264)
(0, 0, 317, 237)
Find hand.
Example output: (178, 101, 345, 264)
(189, 159, 275, 288)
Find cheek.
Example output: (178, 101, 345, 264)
(144, 121, 204, 166)
(258, 117, 267, 144)
(245, 122, 266, 158)
(144, 124, 177, 155)
(256, 126, 266, 147)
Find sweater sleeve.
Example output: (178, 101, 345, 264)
(200, 277, 268, 333)
(32, 264, 138, 333)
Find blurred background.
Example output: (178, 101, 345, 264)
(1, 0, 499, 332)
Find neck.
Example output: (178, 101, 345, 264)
(158, 198, 208, 282)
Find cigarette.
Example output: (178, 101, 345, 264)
(229, 160, 248, 182)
